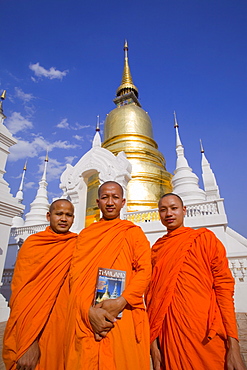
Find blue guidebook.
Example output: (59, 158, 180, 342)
(94, 267, 126, 318)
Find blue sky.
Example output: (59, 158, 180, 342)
(1, 0, 247, 236)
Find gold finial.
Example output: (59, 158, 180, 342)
(200, 139, 204, 153)
(1, 90, 6, 100)
(116, 41, 139, 98)
(96, 115, 100, 132)
(173, 111, 179, 128)
(23, 160, 27, 171)
(45, 148, 49, 162)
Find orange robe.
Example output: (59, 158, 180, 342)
(146, 227, 238, 370)
(3, 226, 77, 370)
(65, 218, 151, 370)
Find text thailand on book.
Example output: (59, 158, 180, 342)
(94, 268, 126, 317)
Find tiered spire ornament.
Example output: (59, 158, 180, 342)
(172, 112, 206, 204)
(200, 139, 220, 200)
(24, 151, 50, 226)
(116, 40, 139, 98)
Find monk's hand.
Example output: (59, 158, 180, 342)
(150, 339, 163, 370)
(100, 296, 127, 318)
(89, 306, 116, 340)
(16, 340, 40, 370)
(226, 337, 247, 370)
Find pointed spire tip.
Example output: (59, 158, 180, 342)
(96, 115, 100, 132)
(173, 111, 179, 128)
(200, 139, 204, 153)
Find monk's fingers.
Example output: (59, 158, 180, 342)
(104, 312, 117, 324)
(94, 333, 103, 341)
(98, 330, 109, 338)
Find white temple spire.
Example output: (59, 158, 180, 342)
(15, 161, 27, 203)
(12, 161, 27, 227)
(24, 152, 50, 226)
(41, 149, 49, 181)
(172, 113, 206, 204)
(92, 116, 101, 148)
(96, 115, 100, 132)
(200, 139, 220, 200)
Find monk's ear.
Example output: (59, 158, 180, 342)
(183, 206, 186, 216)
(96, 199, 99, 207)
(121, 198, 126, 208)
(46, 212, 51, 222)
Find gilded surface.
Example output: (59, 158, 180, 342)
(103, 102, 172, 212)
(85, 42, 172, 220)
(104, 105, 153, 140)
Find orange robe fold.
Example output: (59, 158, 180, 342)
(3, 226, 77, 370)
(146, 227, 238, 370)
(65, 218, 151, 370)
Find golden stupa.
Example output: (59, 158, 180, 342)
(102, 41, 172, 211)
(85, 42, 172, 225)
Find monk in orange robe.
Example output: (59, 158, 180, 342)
(146, 193, 246, 370)
(3, 199, 77, 370)
(65, 181, 151, 370)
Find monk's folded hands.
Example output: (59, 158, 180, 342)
(88, 306, 116, 338)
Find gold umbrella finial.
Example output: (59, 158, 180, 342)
(1, 90, 6, 100)
(116, 41, 138, 98)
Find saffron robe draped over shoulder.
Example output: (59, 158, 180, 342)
(3, 226, 77, 370)
(146, 227, 238, 370)
(65, 218, 151, 370)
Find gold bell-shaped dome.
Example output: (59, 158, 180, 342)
(102, 42, 172, 211)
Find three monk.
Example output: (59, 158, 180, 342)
(146, 193, 246, 370)
(65, 181, 152, 370)
(3, 199, 77, 370)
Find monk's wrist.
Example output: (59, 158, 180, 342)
(115, 296, 127, 312)
(227, 336, 239, 348)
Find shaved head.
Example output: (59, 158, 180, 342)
(49, 199, 74, 213)
(98, 181, 124, 197)
(159, 193, 184, 207)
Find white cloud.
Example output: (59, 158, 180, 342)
(57, 118, 69, 129)
(15, 87, 34, 102)
(56, 118, 90, 131)
(25, 181, 35, 189)
(5, 112, 33, 134)
(38, 157, 67, 182)
(29, 62, 68, 80)
(49, 140, 78, 150)
(73, 134, 84, 141)
(73, 123, 91, 130)
(65, 156, 77, 164)
(8, 135, 79, 162)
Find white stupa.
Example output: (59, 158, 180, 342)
(12, 162, 27, 227)
(200, 139, 220, 200)
(24, 152, 49, 226)
(172, 112, 206, 204)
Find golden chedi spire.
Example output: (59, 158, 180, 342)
(102, 42, 172, 212)
(116, 40, 139, 98)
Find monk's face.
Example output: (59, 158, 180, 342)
(97, 183, 126, 221)
(46, 200, 74, 234)
(158, 195, 186, 232)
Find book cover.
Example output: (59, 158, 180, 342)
(94, 267, 126, 318)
